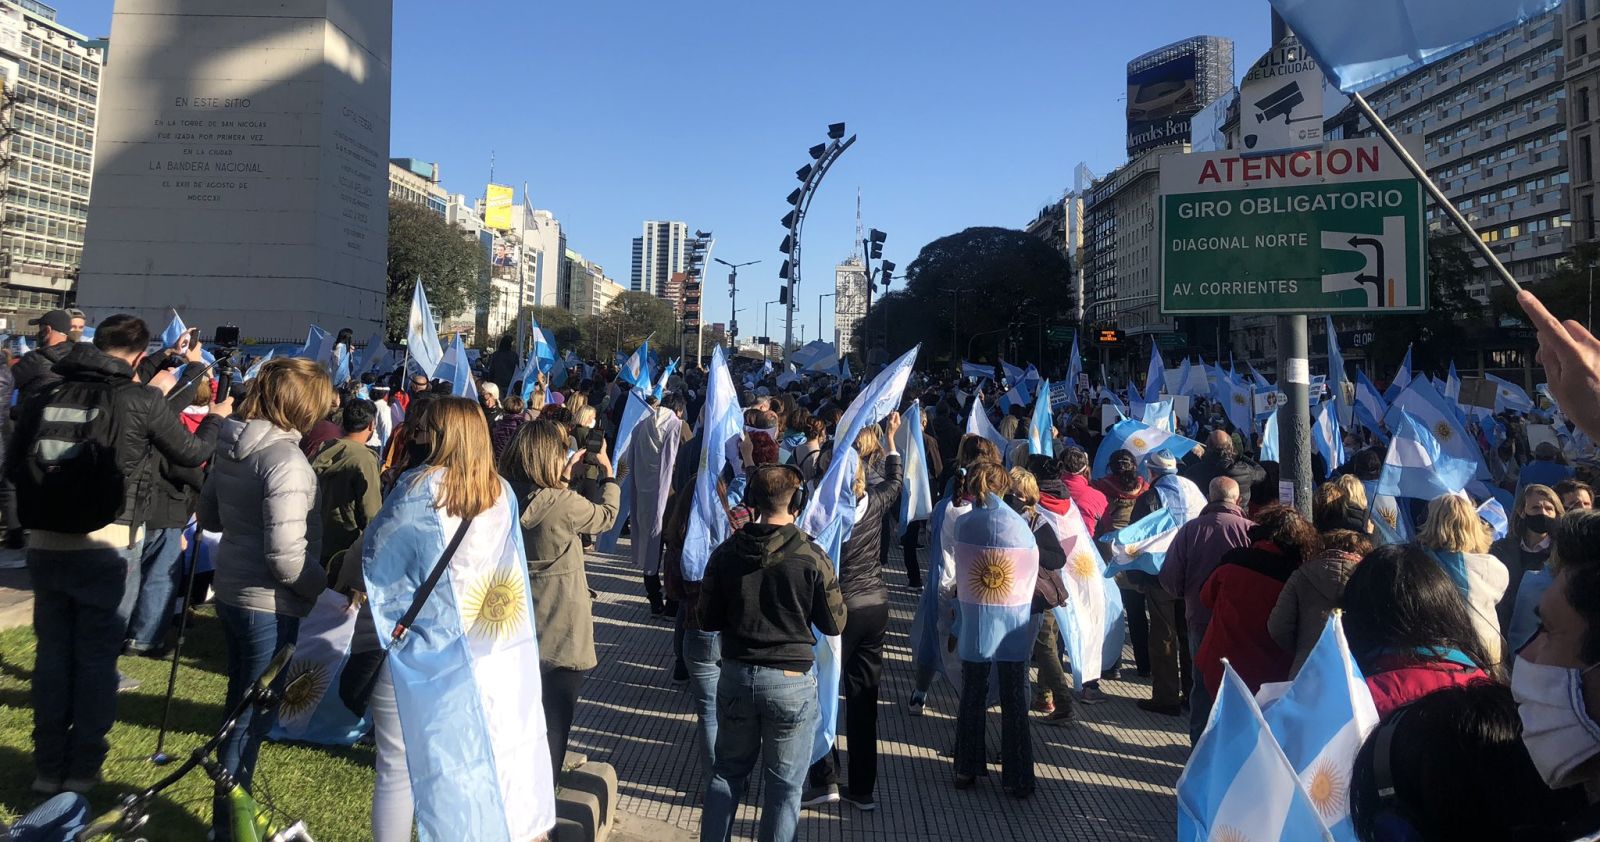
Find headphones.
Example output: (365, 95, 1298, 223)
(750, 463, 809, 516)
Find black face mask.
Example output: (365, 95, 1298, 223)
(405, 441, 432, 467)
(1524, 513, 1555, 534)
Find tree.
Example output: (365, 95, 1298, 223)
(385, 199, 488, 341)
(863, 226, 1073, 366)
(589, 291, 678, 359)
(1340, 233, 1486, 375)
(1491, 239, 1600, 329)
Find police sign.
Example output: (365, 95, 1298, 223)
(1159, 139, 1426, 316)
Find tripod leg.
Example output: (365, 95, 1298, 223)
(153, 524, 204, 763)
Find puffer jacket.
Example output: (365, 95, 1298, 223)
(838, 454, 903, 605)
(1198, 540, 1301, 695)
(198, 418, 325, 618)
(490, 413, 527, 462)
(10, 339, 71, 408)
(513, 477, 620, 672)
(1268, 548, 1362, 676)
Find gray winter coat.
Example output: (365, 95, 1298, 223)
(199, 418, 326, 618)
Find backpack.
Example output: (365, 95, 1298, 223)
(12, 379, 135, 534)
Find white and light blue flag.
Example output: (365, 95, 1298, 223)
(1100, 507, 1181, 577)
(1479, 497, 1511, 542)
(435, 334, 477, 401)
(1145, 346, 1166, 403)
(1313, 400, 1345, 477)
(961, 360, 993, 382)
(1384, 344, 1413, 403)
(965, 396, 1009, 455)
(270, 590, 371, 746)
(1445, 361, 1462, 402)
(1269, 0, 1562, 92)
(1027, 379, 1054, 457)
(1039, 502, 1123, 687)
(1385, 377, 1485, 479)
(405, 280, 444, 379)
(1486, 373, 1534, 414)
(1378, 411, 1477, 500)
(682, 347, 741, 582)
(1000, 358, 1025, 385)
(1177, 663, 1334, 842)
(620, 338, 653, 392)
(896, 400, 934, 536)
(1091, 419, 1199, 479)
(1352, 369, 1390, 442)
(1261, 407, 1281, 463)
(160, 310, 190, 352)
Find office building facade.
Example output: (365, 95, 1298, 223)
(388, 157, 447, 217)
(835, 256, 868, 355)
(1566, 0, 1600, 242)
(0, 0, 101, 326)
(631, 219, 687, 297)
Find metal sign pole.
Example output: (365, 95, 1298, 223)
(1277, 314, 1314, 516)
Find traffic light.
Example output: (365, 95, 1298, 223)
(779, 286, 789, 305)
(868, 229, 886, 260)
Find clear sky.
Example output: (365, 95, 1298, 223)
(69, 0, 1272, 341)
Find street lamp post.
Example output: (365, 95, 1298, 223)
(778, 123, 856, 368)
(819, 292, 836, 349)
(714, 257, 760, 349)
(763, 299, 780, 360)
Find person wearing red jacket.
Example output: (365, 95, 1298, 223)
(1196, 505, 1320, 697)
(1342, 543, 1496, 720)
(1057, 446, 1106, 536)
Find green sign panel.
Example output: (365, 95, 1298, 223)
(1045, 326, 1074, 341)
(1156, 332, 1188, 348)
(1159, 139, 1427, 315)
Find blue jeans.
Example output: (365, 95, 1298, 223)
(700, 662, 817, 842)
(28, 543, 141, 781)
(682, 628, 722, 775)
(126, 527, 185, 652)
(213, 603, 299, 841)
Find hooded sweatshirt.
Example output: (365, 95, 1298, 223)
(198, 418, 325, 618)
(311, 437, 382, 567)
(698, 522, 846, 671)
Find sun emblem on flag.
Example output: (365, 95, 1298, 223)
(1433, 421, 1453, 442)
(1231, 394, 1246, 406)
(1378, 506, 1399, 528)
(969, 549, 1016, 603)
(278, 659, 329, 722)
(1070, 551, 1097, 582)
(1304, 757, 1349, 821)
(1130, 436, 1148, 449)
(1210, 827, 1251, 842)
(462, 568, 529, 641)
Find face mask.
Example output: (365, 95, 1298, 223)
(1511, 655, 1600, 789)
(1524, 513, 1555, 534)
(68, 328, 83, 342)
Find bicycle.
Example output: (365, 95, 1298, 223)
(5, 644, 316, 842)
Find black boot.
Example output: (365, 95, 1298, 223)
(644, 574, 665, 615)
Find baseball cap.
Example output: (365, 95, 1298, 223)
(28, 310, 71, 334)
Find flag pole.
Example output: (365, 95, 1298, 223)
(1350, 91, 1523, 295)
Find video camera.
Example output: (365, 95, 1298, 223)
(212, 324, 242, 402)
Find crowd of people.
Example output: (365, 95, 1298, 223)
(4, 287, 1600, 840)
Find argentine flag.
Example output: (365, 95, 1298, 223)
(619, 338, 652, 392)
(242, 349, 274, 382)
(363, 474, 555, 841)
(1145, 346, 1166, 402)
(1260, 408, 1281, 463)
(1000, 358, 1025, 385)
(1362, 479, 1415, 547)
(1384, 345, 1413, 402)
(653, 357, 678, 400)
(436, 334, 477, 401)
(953, 495, 1040, 663)
(1142, 398, 1175, 433)
(1064, 337, 1083, 395)
(681, 347, 742, 582)
(1378, 411, 1476, 500)
(998, 380, 1032, 414)
(1178, 664, 1335, 842)
(357, 332, 389, 376)
(161, 310, 190, 352)
(270, 590, 370, 746)
(1039, 503, 1124, 688)
(965, 397, 1009, 455)
(1385, 379, 1485, 480)
(1100, 507, 1181, 577)
(1258, 616, 1380, 840)
(1486, 373, 1534, 414)
(406, 280, 444, 379)
(1352, 369, 1390, 443)
(1091, 419, 1199, 479)
(1478, 497, 1510, 542)
(961, 360, 993, 382)
(896, 400, 934, 536)
(1027, 379, 1054, 457)
(1445, 361, 1462, 402)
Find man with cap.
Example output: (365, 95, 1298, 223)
(13, 309, 85, 407)
(1126, 449, 1206, 717)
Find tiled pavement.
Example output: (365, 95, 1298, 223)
(573, 540, 1188, 842)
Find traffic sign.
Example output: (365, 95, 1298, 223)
(1045, 326, 1074, 342)
(1095, 328, 1125, 346)
(1240, 35, 1324, 157)
(1156, 332, 1188, 349)
(1159, 139, 1427, 316)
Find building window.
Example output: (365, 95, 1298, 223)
(1584, 88, 1593, 124)
(1585, 136, 1595, 183)
(1580, 36, 1590, 57)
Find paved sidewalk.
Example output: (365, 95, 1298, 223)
(574, 540, 1187, 842)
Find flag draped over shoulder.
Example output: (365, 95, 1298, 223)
(269, 590, 370, 746)
(1258, 615, 1380, 840)
(1101, 507, 1181, 577)
(1039, 503, 1122, 688)
(406, 280, 444, 379)
(952, 495, 1039, 663)
(596, 390, 653, 554)
(362, 474, 554, 841)
(1177, 664, 1334, 842)
(681, 347, 741, 582)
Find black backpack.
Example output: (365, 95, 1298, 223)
(12, 379, 134, 533)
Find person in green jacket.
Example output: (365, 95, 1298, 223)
(313, 398, 383, 578)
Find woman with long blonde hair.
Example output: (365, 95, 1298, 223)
(1418, 493, 1510, 666)
(501, 419, 619, 778)
(358, 397, 556, 840)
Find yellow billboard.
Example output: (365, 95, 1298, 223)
(485, 183, 514, 230)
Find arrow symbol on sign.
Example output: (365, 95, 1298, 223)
(1347, 235, 1386, 308)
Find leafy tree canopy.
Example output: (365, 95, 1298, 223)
(386, 199, 487, 342)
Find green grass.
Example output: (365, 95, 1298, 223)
(0, 609, 377, 840)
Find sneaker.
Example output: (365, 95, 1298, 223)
(30, 777, 61, 795)
(1039, 707, 1079, 727)
(841, 791, 878, 812)
(1137, 699, 1183, 717)
(1030, 695, 1055, 715)
(907, 691, 926, 717)
(1078, 685, 1108, 705)
(671, 662, 689, 684)
(1100, 667, 1121, 681)
(800, 784, 839, 807)
(116, 673, 141, 693)
(61, 777, 98, 794)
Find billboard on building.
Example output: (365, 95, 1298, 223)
(491, 236, 519, 280)
(485, 183, 514, 230)
(1127, 52, 1199, 156)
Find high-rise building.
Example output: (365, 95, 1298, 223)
(1566, 1, 1600, 242)
(835, 257, 868, 355)
(1083, 146, 1183, 370)
(1328, 10, 1568, 295)
(0, 0, 101, 326)
(561, 248, 622, 317)
(387, 157, 447, 217)
(631, 220, 687, 297)
(1023, 186, 1086, 323)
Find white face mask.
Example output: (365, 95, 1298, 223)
(1511, 654, 1600, 789)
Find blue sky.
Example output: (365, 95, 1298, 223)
(70, 0, 1271, 339)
